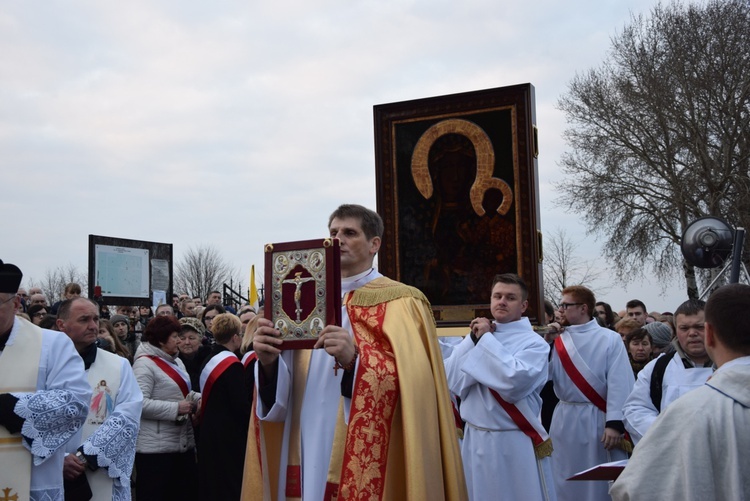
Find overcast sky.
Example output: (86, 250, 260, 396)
(1, 0, 689, 313)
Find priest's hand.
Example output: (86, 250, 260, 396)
(63, 453, 86, 480)
(601, 427, 623, 450)
(253, 318, 283, 372)
(314, 326, 356, 368)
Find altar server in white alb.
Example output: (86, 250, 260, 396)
(57, 297, 143, 501)
(612, 283, 750, 500)
(622, 298, 713, 445)
(445, 273, 556, 501)
(549, 285, 634, 501)
(0, 260, 91, 501)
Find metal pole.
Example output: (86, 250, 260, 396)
(730, 228, 745, 284)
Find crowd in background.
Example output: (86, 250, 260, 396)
(9, 278, 731, 500)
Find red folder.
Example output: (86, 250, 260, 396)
(568, 460, 627, 481)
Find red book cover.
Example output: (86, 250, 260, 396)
(264, 238, 341, 350)
(568, 460, 627, 481)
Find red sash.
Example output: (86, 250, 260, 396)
(488, 389, 546, 448)
(554, 336, 607, 412)
(242, 351, 257, 369)
(199, 352, 240, 416)
(143, 355, 190, 397)
(451, 400, 464, 437)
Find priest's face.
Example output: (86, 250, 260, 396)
(0, 293, 20, 336)
(490, 282, 527, 324)
(329, 217, 381, 278)
(58, 298, 100, 353)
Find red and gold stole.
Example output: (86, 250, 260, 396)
(330, 298, 399, 501)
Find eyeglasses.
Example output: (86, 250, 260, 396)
(559, 302, 584, 310)
(1, 295, 17, 306)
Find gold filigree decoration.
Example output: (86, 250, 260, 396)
(411, 118, 513, 216)
(264, 243, 273, 253)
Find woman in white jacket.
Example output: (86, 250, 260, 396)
(133, 315, 200, 501)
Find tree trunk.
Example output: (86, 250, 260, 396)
(683, 260, 698, 299)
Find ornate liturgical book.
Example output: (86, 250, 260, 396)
(264, 238, 342, 349)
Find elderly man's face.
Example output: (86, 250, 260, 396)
(156, 305, 175, 317)
(0, 293, 20, 335)
(29, 294, 48, 307)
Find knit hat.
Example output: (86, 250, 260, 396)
(644, 321, 673, 347)
(179, 317, 205, 336)
(0, 259, 23, 294)
(110, 314, 129, 327)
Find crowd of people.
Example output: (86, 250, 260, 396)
(1, 203, 748, 501)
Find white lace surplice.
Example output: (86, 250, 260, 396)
(74, 352, 143, 501)
(7, 320, 91, 501)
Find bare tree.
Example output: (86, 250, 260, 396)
(556, 0, 750, 299)
(543, 228, 609, 302)
(174, 245, 242, 302)
(27, 263, 87, 304)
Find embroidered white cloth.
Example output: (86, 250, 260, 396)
(67, 349, 143, 501)
(5, 317, 91, 501)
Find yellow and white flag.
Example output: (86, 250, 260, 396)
(249, 265, 259, 311)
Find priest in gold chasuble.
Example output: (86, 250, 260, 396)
(242, 205, 467, 501)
